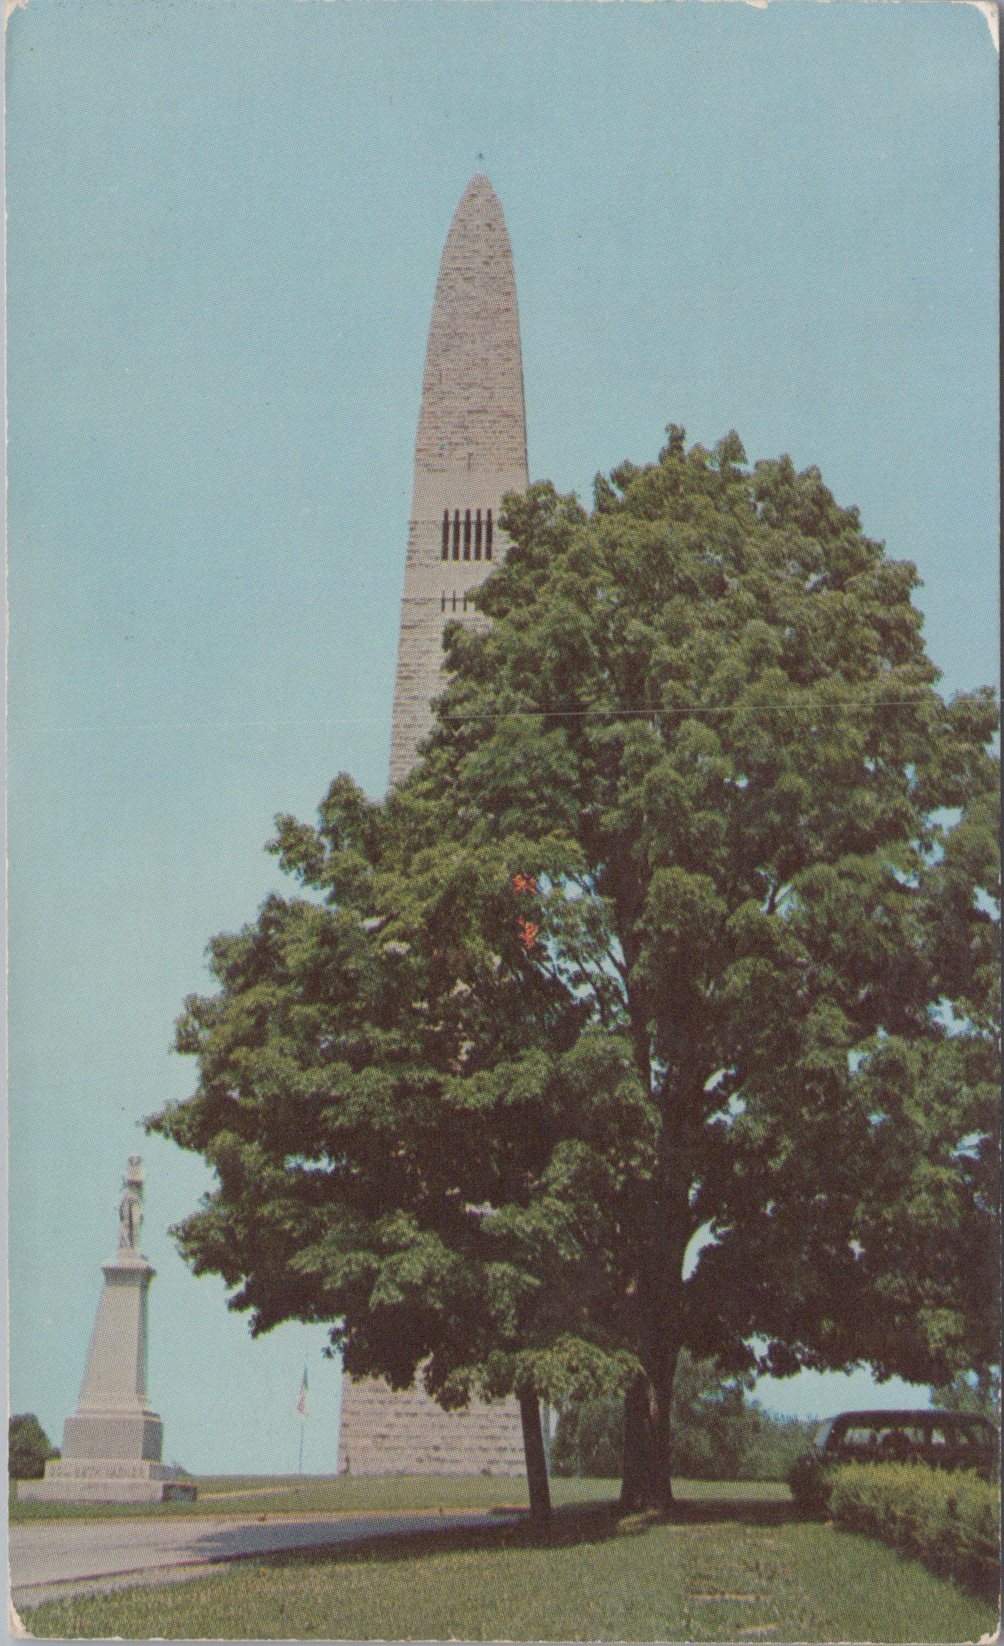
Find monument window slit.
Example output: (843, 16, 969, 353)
(441, 511, 449, 559)
(463, 509, 472, 559)
(486, 509, 493, 558)
(452, 510, 461, 558)
(475, 510, 482, 558)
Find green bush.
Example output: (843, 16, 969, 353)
(829, 1462, 1000, 1600)
(8, 1413, 58, 1480)
(743, 1409, 818, 1481)
(550, 1393, 623, 1478)
(551, 1364, 816, 1481)
(788, 1451, 831, 1513)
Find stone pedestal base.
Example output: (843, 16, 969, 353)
(63, 1411, 164, 1462)
(18, 1458, 196, 1504)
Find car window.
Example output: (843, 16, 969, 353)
(822, 1411, 996, 1456)
(963, 1420, 995, 1449)
(877, 1424, 923, 1443)
(932, 1422, 986, 1449)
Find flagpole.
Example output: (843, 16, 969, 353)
(296, 1361, 308, 1478)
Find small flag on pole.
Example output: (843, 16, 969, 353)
(296, 1367, 309, 1419)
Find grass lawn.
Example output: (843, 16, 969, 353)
(9, 1471, 633, 1521)
(19, 1488, 995, 1641)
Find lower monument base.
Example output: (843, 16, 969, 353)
(18, 1459, 197, 1504)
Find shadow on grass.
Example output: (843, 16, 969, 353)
(235, 1503, 621, 1577)
(658, 1496, 807, 1529)
(233, 1491, 810, 1582)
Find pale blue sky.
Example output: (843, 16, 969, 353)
(6, 1, 998, 1475)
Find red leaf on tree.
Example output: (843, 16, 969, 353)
(512, 873, 538, 895)
(516, 917, 539, 951)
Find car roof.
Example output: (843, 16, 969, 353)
(831, 1409, 996, 1428)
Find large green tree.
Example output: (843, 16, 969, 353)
(152, 785, 640, 1524)
(931, 1369, 1001, 1423)
(151, 428, 999, 1513)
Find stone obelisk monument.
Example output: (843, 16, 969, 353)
(20, 1156, 195, 1502)
(389, 172, 528, 785)
(338, 176, 528, 1475)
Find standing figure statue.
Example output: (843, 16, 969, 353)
(118, 1155, 145, 1251)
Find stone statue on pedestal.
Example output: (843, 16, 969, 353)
(18, 1155, 196, 1503)
(118, 1155, 144, 1251)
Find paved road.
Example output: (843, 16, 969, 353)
(10, 1507, 519, 1611)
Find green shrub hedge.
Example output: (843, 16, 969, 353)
(788, 1451, 830, 1512)
(8, 1414, 59, 1480)
(828, 1462, 1000, 1600)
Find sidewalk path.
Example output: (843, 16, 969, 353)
(10, 1507, 519, 1610)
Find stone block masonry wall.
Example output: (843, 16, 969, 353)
(341, 177, 531, 1477)
(337, 1377, 525, 1477)
(389, 517, 503, 788)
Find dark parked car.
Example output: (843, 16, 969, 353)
(789, 1408, 999, 1508)
(815, 1409, 998, 1469)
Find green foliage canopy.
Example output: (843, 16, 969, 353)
(150, 428, 999, 1462)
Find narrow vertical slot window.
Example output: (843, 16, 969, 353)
(486, 509, 493, 559)
(463, 509, 472, 560)
(441, 511, 449, 560)
(475, 510, 482, 559)
(453, 510, 461, 559)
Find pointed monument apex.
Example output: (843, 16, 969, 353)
(445, 173, 505, 231)
(389, 175, 528, 786)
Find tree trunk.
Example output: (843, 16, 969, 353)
(619, 1372, 656, 1511)
(650, 1364, 677, 1514)
(518, 1389, 552, 1531)
(619, 1354, 680, 1514)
